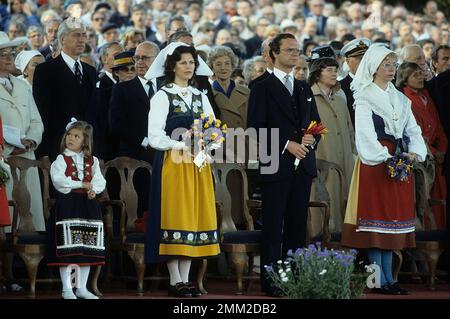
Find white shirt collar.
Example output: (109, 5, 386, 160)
(273, 67, 294, 84)
(348, 72, 355, 79)
(267, 68, 273, 74)
(105, 71, 116, 84)
(61, 51, 83, 75)
(63, 148, 84, 158)
(163, 83, 201, 95)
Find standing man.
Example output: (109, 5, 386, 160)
(248, 37, 274, 90)
(109, 41, 160, 218)
(247, 33, 321, 296)
(33, 17, 97, 161)
(39, 18, 62, 60)
(339, 38, 371, 126)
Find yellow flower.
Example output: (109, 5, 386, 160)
(204, 123, 209, 129)
(215, 119, 221, 127)
(200, 113, 206, 119)
(211, 132, 218, 140)
(307, 121, 317, 131)
(208, 115, 213, 124)
(194, 119, 199, 125)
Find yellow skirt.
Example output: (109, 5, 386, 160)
(159, 150, 220, 257)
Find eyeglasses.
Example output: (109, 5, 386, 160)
(117, 66, 136, 72)
(281, 48, 301, 55)
(0, 50, 16, 58)
(414, 20, 424, 24)
(380, 62, 399, 70)
(133, 55, 156, 61)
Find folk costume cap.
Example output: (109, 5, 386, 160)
(145, 42, 213, 80)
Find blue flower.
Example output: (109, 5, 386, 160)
(295, 248, 304, 256)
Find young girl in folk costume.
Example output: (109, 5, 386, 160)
(46, 118, 106, 299)
(144, 43, 220, 297)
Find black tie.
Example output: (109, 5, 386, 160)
(74, 61, 82, 84)
(147, 80, 154, 98)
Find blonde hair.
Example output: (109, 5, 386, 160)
(60, 121, 94, 156)
(208, 45, 238, 71)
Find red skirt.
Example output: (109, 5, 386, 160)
(341, 141, 416, 250)
(0, 186, 10, 227)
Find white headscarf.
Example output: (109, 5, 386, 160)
(350, 43, 393, 96)
(14, 50, 43, 73)
(350, 43, 410, 139)
(145, 42, 213, 80)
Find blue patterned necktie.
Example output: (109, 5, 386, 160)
(74, 61, 82, 84)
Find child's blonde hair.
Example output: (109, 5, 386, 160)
(60, 120, 94, 156)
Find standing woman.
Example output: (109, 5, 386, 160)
(144, 42, 220, 297)
(0, 45, 44, 232)
(308, 57, 356, 235)
(397, 62, 448, 230)
(209, 45, 250, 163)
(14, 49, 44, 88)
(341, 44, 427, 294)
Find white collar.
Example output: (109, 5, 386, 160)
(267, 68, 273, 74)
(63, 148, 85, 158)
(105, 71, 116, 84)
(61, 51, 82, 74)
(163, 83, 201, 95)
(273, 67, 294, 83)
(348, 72, 355, 79)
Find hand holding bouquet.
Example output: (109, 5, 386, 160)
(187, 113, 227, 170)
(386, 153, 414, 182)
(294, 121, 328, 170)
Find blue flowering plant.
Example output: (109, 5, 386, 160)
(386, 153, 413, 182)
(264, 243, 367, 299)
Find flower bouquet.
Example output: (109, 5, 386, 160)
(0, 158, 10, 187)
(185, 113, 227, 170)
(386, 153, 413, 182)
(294, 121, 328, 170)
(264, 243, 368, 299)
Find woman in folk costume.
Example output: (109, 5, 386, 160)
(396, 62, 448, 230)
(144, 42, 220, 298)
(308, 57, 356, 236)
(341, 44, 427, 295)
(46, 119, 106, 299)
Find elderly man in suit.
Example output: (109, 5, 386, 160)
(247, 33, 321, 296)
(109, 40, 160, 218)
(33, 17, 97, 161)
(339, 38, 371, 127)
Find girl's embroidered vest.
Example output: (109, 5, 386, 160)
(63, 155, 93, 194)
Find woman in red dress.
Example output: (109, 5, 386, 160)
(0, 116, 11, 227)
(397, 62, 448, 230)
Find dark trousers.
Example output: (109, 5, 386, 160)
(259, 168, 312, 293)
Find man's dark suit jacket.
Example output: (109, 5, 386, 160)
(33, 54, 97, 160)
(247, 73, 321, 182)
(109, 76, 155, 163)
(248, 70, 271, 90)
(339, 74, 355, 126)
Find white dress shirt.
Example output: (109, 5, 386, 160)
(50, 149, 106, 194)
(61, 50, 83, 76)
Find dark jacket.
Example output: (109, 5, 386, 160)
(33, 54, 97, 160)
(247, 73, 321, 182)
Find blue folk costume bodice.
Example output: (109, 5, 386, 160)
(372, 112, 410, 155)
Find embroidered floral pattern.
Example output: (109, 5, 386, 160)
(160, 229, 219, 246)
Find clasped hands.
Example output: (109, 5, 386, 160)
(287, 134, 314, 160)
(82, 182, 96, 199)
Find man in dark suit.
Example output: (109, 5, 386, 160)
(87, 41, 123, 161)
(109, 41, 160, 218)
(339, 38, 371, 127)
(244, 17, 270, 58)
(33, 17, 97, 161)
(307, 0, 328, 36)
(248, 37, 274, 90)
(247, 33, 321, 296)
(39, 18, 61, 59)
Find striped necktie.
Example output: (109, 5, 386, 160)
(74, 61, 83, 84)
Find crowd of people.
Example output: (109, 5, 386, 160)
(0, 0, 448, 299)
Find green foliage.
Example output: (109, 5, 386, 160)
(265, 243, 368, 299)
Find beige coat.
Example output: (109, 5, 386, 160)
(0, 76, 45, 231)
(309, 83, 357, 237)
(213, 83, 250, 163)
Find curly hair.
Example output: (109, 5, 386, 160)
(164, 45, 199, 86)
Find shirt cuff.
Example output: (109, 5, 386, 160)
(281, 140, 290, 154)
